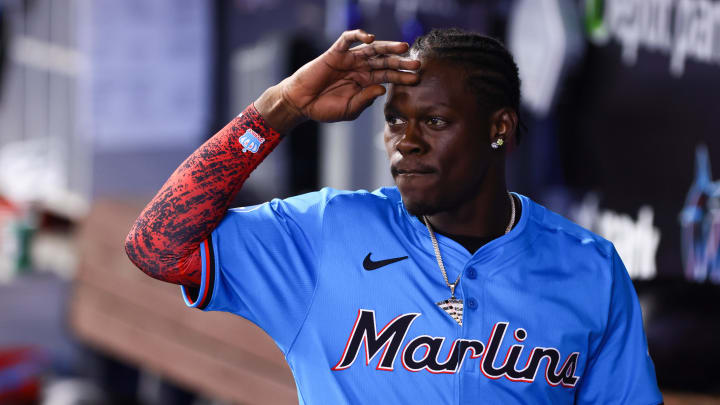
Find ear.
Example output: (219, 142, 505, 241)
(489, 108, 519, 153)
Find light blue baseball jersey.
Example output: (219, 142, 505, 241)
(181, 187, 662, 404)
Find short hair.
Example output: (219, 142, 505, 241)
(409, 28, 525, 141)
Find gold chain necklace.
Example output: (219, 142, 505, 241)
(422, 192, 516, 326)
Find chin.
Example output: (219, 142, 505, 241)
(401, 196, 442, 217)
(394, 177, 444, 216)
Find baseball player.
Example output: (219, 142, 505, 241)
(126, 28, 662, 404)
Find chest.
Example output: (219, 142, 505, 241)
(301, 236, 601, 391)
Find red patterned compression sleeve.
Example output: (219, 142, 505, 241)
(125, 104, 283, 288)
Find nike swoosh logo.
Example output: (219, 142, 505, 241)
(363, 253, 409, 271)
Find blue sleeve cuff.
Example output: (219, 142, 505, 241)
(180, 235, 216, 310)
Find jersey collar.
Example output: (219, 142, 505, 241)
(393, 189, 536, 269)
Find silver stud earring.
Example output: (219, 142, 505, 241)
(491, 138, 504, 149)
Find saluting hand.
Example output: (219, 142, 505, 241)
(256, 30, 421, 132)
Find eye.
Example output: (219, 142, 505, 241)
(426, 117, 449, 128)
(385, 116, 406, 127)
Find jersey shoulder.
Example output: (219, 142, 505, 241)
(319, 186, 401, 211)
(275, 186, 399, 207)
(524, 196, 614, 260)
(222, 187, 400, 227)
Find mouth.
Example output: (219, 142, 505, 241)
(391, 166, 437, 177)
(391, 161, 437, 177)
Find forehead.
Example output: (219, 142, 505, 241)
(385, 58, 476, 112)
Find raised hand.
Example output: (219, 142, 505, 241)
(256, 29, 421, 132)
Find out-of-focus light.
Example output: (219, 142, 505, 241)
(508, 0, 584, 118)
(10, 36, 87, 77)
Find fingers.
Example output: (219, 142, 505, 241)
(350, 41, 411, 57)
(347, 85, 387, 118)
(366, 55, 421, 71)
(373, 70, 420, 85)
(350, 69, 420, 86)
(333, 29, 375, 52)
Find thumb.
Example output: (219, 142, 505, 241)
(347, 85, 386, 119)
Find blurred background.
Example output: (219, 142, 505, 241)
(0, 0, 719, 403)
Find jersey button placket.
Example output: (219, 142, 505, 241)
(464, 268, 478, 311)
(459, 264, 481, 405)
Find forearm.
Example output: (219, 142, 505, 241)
(125, 103, 283, 287)
(124, 27, 417, 287)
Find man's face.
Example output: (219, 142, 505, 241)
(384, 58, 495, 216)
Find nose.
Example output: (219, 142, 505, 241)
(396, 122, 426, 156)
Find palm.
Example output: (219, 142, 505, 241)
(283, 30, 420, 123)
(308, 79, 367, 122)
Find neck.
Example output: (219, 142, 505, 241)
(425, 165, 511, 238)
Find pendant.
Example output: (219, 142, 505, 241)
(437, 297, 463, 326)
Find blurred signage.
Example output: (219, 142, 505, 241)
(554, 0, 720, 280)
(680, 146, 720, 283)
(584, 0, 720, 76)
(572, 194, 660, 279)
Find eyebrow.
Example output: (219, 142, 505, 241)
(384, 102, 452, 116)
(383, 105, 400, 115)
